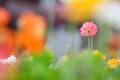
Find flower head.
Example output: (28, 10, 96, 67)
(0, 7, 11, 26)
(80, 22, 97, 36)
(0, 55, 16, 64)
(107, 58, 117, 68)
(93, 49, 106, 60)
(107, 58, 120, 68)
(61, 0, 106, 22)
(93, 49, 100, 55)
(17, 11, 47, 53)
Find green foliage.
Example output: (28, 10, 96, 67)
(59, 53, 107, 80)
(17, 49, 59, 80)
(15, 49, 120, 80)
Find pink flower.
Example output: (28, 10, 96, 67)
(80, 22, 97, 36)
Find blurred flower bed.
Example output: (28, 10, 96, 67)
(1, 20, 120, 80)
(1, 49, 120, 80)
(0, 0, 120, 80)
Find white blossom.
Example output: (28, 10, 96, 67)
(0, 55, 16, 64)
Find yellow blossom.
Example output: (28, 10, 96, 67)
(93, 50, 100, 55)
(102, 55, 106, 60)
(93, 50, 106, 60)
(61, 0, 107, 22)
(107, 58, 117, 68)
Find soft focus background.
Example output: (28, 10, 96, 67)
(1, 0, 120, 80)
(0, 0, 120, 59)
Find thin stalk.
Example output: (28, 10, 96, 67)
(91, 36, 93, 52)
(88, 36, 91, 54)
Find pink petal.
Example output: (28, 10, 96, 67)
(81, 31, 88, 36)
(89, 32, 97, 36)
(91, 25, 97, 32)
(82, 22, 90, 30)
(80, 27, 87, 31)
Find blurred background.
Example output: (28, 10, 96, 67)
(0, 0, 120, 59)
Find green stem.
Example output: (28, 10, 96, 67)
(88, 36, 91, 54)
(91, 36, 93, 52)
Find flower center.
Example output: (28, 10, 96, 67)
(87, 30, 91, 33)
